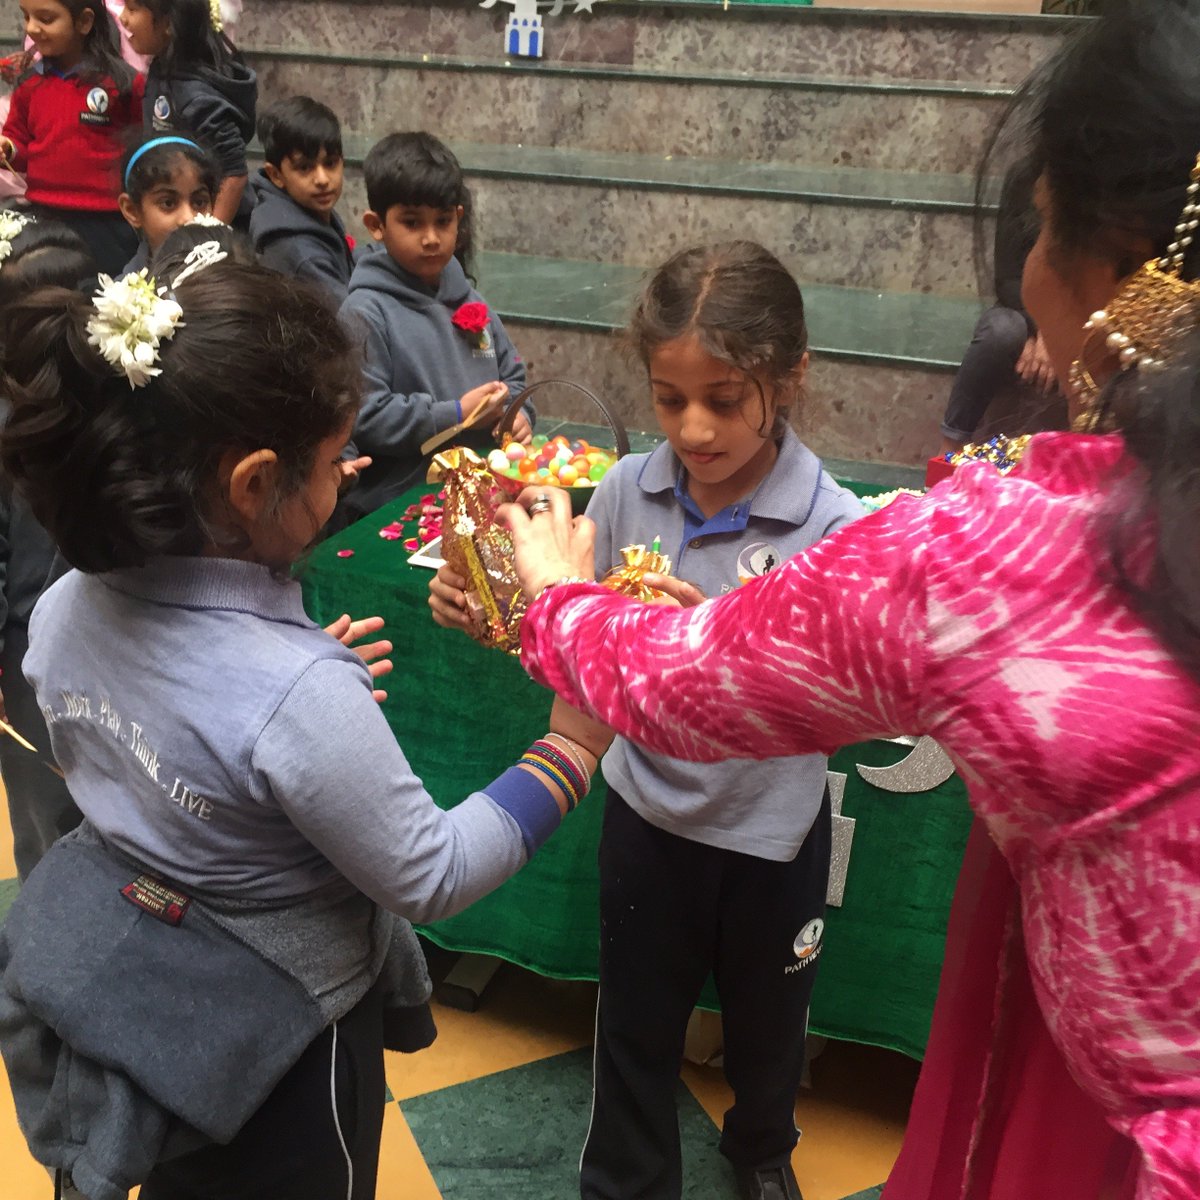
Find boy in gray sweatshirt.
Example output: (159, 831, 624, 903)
(248, 97, 360, 303)
(337, 132, 533, 524)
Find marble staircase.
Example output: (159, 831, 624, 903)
(237, 0, 1075, 470)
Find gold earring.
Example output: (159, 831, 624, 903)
(1070, 153, 1200, 430)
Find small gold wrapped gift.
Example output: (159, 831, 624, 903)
(600, 541, 674, 603)
(428, 447, 526, 653)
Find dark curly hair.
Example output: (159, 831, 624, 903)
(0, 262, 359, 573)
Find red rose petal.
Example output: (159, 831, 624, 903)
(336, 549, 355, 558)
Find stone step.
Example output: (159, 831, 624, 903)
(476, 250, 980, 367)
(245, 46, 1014, 175)
(471, 251, 985, 469)
(249, 136, 993, 296)
(236, 0, 1070, 89)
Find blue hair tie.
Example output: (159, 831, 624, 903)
(124, 137, 202, 190)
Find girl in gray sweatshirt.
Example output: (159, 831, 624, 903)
(0, 253, 605, 1199)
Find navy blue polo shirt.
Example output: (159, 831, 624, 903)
(585, 428, 863, 860)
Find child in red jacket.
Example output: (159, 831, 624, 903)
(1, 0, 142, 273)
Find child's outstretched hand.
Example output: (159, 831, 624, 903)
(428, 564, 473, 633)
(338, 454, 372, 494)
(641, 574, 707, 608)
(324, 613, 393, 703)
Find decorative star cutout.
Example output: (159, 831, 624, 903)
(574, 0, 597, 10)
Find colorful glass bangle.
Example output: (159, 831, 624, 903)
(519, 753, 581, 812)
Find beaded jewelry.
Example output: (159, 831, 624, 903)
(543, 732, 592, 782)
(521, 737, 591, 811)
(1070, 153, 1200, 429)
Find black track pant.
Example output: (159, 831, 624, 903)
(581, 787, 832, 1200)
(139, 982, 386, 1200)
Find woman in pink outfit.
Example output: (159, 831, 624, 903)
(502, 2, 1200, 1196)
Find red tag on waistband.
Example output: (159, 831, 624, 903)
(120, 875, 191, 926)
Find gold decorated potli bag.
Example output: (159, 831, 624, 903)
(600, 542, 674, 602)
(428, 447, 527, 653)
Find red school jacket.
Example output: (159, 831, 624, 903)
(4, 62, 144, 211)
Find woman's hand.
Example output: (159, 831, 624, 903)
(499, 486, 595, 600)
(324, 613, 394, 703)
(1016, 333, 1057, 395)
(428, 564, 474, 632)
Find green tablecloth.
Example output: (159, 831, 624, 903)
(300, 481, 971, 1061)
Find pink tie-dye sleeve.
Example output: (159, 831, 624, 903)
(520, 497, 933, 762)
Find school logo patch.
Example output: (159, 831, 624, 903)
(785, 918, 824, 974)
(152, 93, 171, 124)
(79, 85, 112, 126)
(736, 541, 782, 585)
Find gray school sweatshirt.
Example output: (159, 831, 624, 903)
(247, 169, 360, 304)
(22, 556, 562, 918)
(337, 252, 531, 521)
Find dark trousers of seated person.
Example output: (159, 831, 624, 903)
(940, 304, 1034, 444)
(1, 626, 81, 881)
(139, 982, 386, 1200)
(581, 787, 832, 1200)
(28, 205, 138, 279)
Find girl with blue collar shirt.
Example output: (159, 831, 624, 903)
(432, 241, 862, 1200)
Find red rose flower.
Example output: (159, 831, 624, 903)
(452, 301, 490, 335)
(345, 234, 356, 251)
(0, 51, 33, 85)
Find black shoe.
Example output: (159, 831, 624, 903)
(734, 1162, 804, 1200)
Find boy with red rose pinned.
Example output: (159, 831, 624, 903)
(337, 131, 533, 524)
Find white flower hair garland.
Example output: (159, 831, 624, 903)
(0, 210, 34, 265)
(187, 212, 227, 228)
(86, 271, 184, 389)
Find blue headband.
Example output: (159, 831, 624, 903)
(124, 137, 202, 190)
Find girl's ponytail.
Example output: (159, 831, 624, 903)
(1, 289, 199, 572)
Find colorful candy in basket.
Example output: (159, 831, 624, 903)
(487, 434, 619, 491)
(427, 446, 526, 654)
(488, 378, 631, 512)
